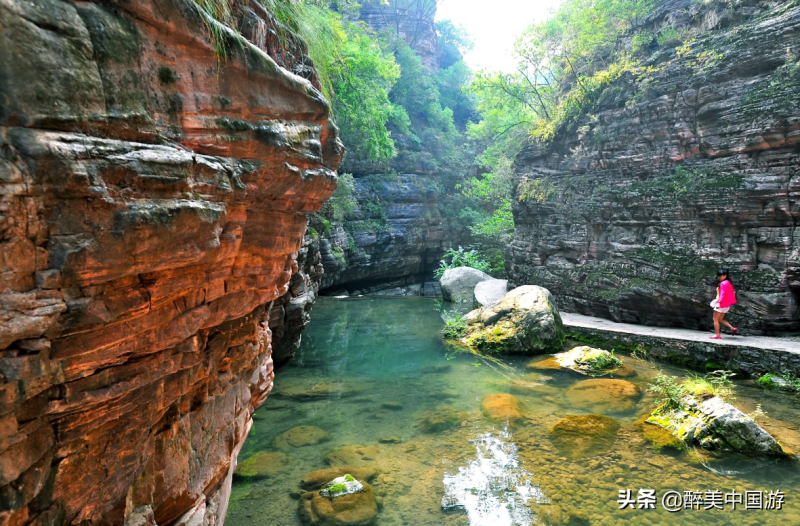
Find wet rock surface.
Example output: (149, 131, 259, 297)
(463, 286, 565, 354)
(0, 1, 341, 523)
(299, 480, 378, 526)
(507, 0, 800, 334)
(565, 379, 643, 413)
(275, 426, 330, 449)
(647, 396, 787, 456)
(548, 415, 621, 460)
(233, 451, 291, 480)
(481, 393, 523, 422)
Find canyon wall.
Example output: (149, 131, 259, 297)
(0, 1, 341, 524)
(316, 174, 447, 295)
(508, 0, 800, 334)
(358, 0, 439, 69)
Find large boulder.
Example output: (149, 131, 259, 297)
(565, 379, 642, 413)
(440, 267, 493, 302)
(299, 480, 378, 526)
(462, 286, 565, 354)
(647, 396, 786, 455)
(473, 278, 508, 307)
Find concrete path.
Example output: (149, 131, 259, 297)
(562, 313, 800, 357)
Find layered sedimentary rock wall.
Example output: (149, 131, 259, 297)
(508, 0, 800, 334)
(317, 174, 446, 294)
(358, 0, 439, 69)
(0, 1, 341, 524)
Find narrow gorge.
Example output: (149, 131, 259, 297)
(3, 1, 800, 526)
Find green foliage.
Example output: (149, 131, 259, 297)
(344, 474, 356, 482)
(329, 173, 358, 221)
(332, 28, 401, 161)
(469, 200, 514, 239)
(436, 19, 473, 69)
(434, 246, 490, 279)
(757, 372, 800, 392)
(656, 27, 681, 47)
(648, 373, 686, 413)
(518, 177, 557, 204)
(579, 350, 622, 371)
(683, 370, 736, 403)
(441, 313, 468, 340)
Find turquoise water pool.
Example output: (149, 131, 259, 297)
(225, 296, 800, 526)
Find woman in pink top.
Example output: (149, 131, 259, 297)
(710, 268, 737, 339)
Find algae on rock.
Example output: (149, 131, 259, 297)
(461, 286, 565, 354)
(646, 396, 786, 456)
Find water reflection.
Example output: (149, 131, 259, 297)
(443, 425, 548, 525)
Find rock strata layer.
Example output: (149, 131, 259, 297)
(0, 1, 341, 525)
(508, 0, 800, 334)
(317, 174, 447, 294)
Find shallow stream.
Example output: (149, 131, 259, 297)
(225, 297, 800, 526)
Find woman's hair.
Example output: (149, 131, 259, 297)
(717, 268, 729, 280)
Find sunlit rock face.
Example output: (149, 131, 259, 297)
(508, 0, 800, 334)
(0, 1, 341, 524)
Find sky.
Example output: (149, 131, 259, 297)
(435, 0, 560, 73)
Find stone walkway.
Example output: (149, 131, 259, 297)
(561, 313, 800, 364)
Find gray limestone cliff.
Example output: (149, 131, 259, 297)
(507, 0, 800, 334)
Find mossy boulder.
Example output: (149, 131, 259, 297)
(462, 286, 565, 354)
(548, 414, 620, 459)
(555, 346, 632, 377)
(233, 451, 290, 480)
(301, 467, 379, 491)
(646, 396, 787, 456)
(481, 393, 523, 422)
(565, 379, 642, 413)
(633, 414, 685, 452)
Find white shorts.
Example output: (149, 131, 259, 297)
(713, 307, 730, 313)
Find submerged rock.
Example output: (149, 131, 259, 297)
(299, 480, 378, 526)
(647, 396, 787, 456)
(326, 446, 379, 466)
(275, 426, 329, 449)
(548, 414, 621, 459)
(565, 379, 642, 412)
(274, 379, 369, 401)
(481, 394, 523, 422)
(441, 267, 494, 302)
(417, 405, 466, 433)
(473, 278, 508, 307)
(462, 286, 565, 354)
(233, 451, 291, 480)
(633, 415, 685, 452)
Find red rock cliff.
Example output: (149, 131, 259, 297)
(0, 1, 342, 524)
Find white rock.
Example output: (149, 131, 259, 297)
(440, 267, 493, 302)
(473, 279, 508, 307)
